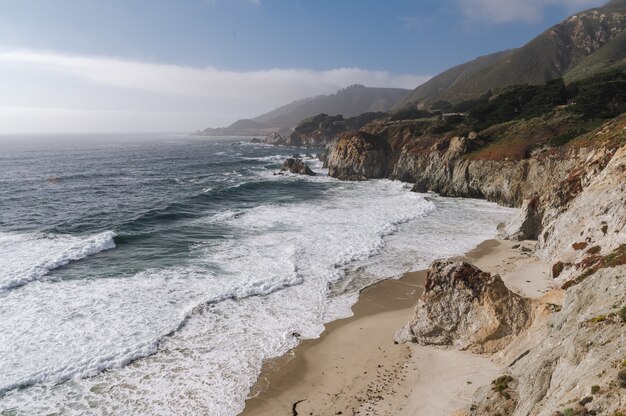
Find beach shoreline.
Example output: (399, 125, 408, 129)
(241, 238, 550, 415)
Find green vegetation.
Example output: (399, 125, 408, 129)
(621, 306, 626, 323)
(591, 385, 600, 394)
(589, 315, 607, 323)
(396, 0, 626, 109)
(491, 375, 514, 399)
(443, 71, 626, 132)
(562, 408, 574, 416)
(388, 108, 434, 122)
(570, 71, 626, 119)
(619, 369, 626, 387)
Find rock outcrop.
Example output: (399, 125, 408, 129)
(467, 265, 626, 416)
(327, 132, 391, 181)
(264, 132, 287, 146)
(403, 139, 626, 415)
(539, 143, 626, 283)
(280, 158, 316, 176)
(499, 197, 543, 240)
(399, 260, 531, 354)
(387, 138, 582, 207)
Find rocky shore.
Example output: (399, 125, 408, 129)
(242, 110, 626, 415)
(320, 113, 626, 414)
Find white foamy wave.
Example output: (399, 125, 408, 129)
(0, 231, 117, 291)
(0, 178, 514, 416)
(0, 259, 306, 396)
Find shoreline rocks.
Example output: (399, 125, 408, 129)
(327, 131, 391, 181)
(279, 158, 316, 176)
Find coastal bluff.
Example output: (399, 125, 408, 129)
(390, 124, 626, 414)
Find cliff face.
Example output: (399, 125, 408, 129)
(469, 265, 626, 416)
(394, 125, 626, 414)
(390, 137, 581, 206)
(327, 131, 392, 180)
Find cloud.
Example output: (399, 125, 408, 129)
(0, 48, 429, 133)
(0, 49, 428, 101)
(458, 0, 605, 23)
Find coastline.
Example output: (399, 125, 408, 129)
(241, 238, 550, 415)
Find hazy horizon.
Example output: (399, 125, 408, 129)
(0, 0, 606, 134)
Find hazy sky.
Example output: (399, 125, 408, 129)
(0, 0, 605, 133)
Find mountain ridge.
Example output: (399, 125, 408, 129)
(396, 0, 626, 109)
(195, 84, 410, 137)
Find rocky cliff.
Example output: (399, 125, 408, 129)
(396, 126, 626, 414)
(327, 131, 392, 180)
(329, 113, 626, 208)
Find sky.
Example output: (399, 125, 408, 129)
(0, 0, 606, 133)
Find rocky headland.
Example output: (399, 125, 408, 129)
(321, 111, 626, 415)
(241, 3, 626, 413)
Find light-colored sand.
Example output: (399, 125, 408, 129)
(241, 239, 554, 416)
(467, 239, 553, 299)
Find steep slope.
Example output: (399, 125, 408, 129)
(253, 84, 410, 128)
(393, 50, 513, 110)
(565, 29, 626, 81)
(399, 0, 626, 108)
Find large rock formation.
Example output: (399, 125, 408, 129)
(327, 131, 391, 181)
(467, 265, 626, 416)
(400, 260, 531, 354)
(539, 143, 626, 283)
(412, 139, 626, 415)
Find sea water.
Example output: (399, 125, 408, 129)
(0, 134, 513, 415)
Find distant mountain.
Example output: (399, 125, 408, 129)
(395, 0, 626, 109)
(253, 84, 410, 127)
(195, 84, 410, 136)
(194, 119, 282, 137)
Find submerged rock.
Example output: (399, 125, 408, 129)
(399, 260, 531, 353)
(280, 158, 316, 176)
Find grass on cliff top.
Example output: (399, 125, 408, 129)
(569, 113, 626, 150)
(462, 111, 601, 161)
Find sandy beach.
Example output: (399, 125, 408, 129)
(242, 239, 553, 416)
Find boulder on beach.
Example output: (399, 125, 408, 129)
(398, 260, 531, 353)
(280, 158, 316, 176)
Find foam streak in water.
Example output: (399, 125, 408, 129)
(0, 231, 117, 291)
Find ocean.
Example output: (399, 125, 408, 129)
(0, 134, 512, 415)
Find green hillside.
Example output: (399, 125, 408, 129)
(397, 0, 626, 109)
